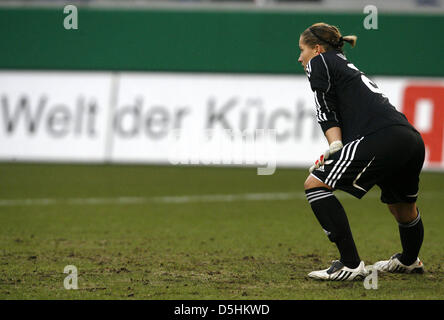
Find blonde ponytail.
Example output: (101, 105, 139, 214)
(342, 35, 358, 48)
(302, 23, 357, 53)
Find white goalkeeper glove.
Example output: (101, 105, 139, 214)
(309, 140, 343, 173)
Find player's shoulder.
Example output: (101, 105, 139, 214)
(324, 50, 349, 62)
(307, 51, 347, 76)
(309, 49, 342, 62)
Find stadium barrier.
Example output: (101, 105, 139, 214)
(0, 7, 443, 170)
(1, 71, 443, 170)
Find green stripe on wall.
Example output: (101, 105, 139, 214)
(0, 7, 443, 76)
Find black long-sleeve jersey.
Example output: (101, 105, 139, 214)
(305, 50, 415, 144)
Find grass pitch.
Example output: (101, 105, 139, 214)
(0, 163, 443, 299)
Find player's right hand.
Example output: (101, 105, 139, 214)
(309, 140, 343, 173)
(309, 153, 327, 173)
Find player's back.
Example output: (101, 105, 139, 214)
(307, 50, 415, 143)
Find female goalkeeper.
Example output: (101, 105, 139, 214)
(299, 22, 425, 281)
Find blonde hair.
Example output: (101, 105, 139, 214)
(301, 22, 357, 52)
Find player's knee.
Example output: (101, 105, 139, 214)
(387, 203, 418, 224)
(387, 205, 398, 217)
(304, 176, 331, 191)
(304, 177, 316, 190)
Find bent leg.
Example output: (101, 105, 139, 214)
(304, 175, 361, 268)
(387, 202, 424, 266)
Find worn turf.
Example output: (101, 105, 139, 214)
(0, 163, 443, 299)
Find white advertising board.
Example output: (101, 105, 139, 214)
(1, 71, 443, 170)
(0, 72, 113, 162)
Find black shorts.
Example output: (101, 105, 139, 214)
(311, 125, 425, 204)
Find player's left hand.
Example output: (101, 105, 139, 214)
(309, 140, 343, 173)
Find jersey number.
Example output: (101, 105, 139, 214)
(347, 63, 386, 97)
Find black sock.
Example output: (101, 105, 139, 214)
(305, 187, 361, 269)
(398, 208, 424, 266)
